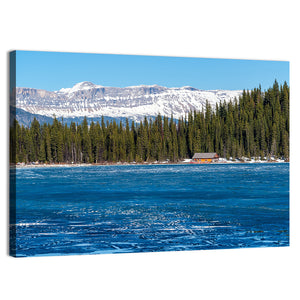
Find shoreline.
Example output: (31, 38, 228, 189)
(11, 159, 288, 169)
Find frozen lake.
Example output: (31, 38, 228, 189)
(10, 163, 289, 257)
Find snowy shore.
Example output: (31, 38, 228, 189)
(12, 157, 287, 168)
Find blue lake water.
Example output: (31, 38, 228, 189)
(10, 163, 289, 257)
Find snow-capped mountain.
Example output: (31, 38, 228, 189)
(15, 81, 242, 122)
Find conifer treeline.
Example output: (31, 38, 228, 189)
(10, 81, 289, 164)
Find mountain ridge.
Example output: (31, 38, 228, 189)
(14, 82, 243, 124)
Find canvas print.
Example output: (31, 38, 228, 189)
(9, 51, 289, 257)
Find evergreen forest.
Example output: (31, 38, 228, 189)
(10, 81, 289, 164)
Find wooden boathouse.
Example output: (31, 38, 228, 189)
(191, 153, 219, 163)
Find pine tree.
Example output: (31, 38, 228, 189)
(81, 117, 92, 163)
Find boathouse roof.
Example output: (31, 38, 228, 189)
(192, 153, 219, 159)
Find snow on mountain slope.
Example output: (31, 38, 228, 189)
(57, 81, 103, 94)
(15, 82, 243, 122)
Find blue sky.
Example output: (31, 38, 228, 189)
(15, 50, 289, 91)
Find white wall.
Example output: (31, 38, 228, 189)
(1, 1, 299, 299)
